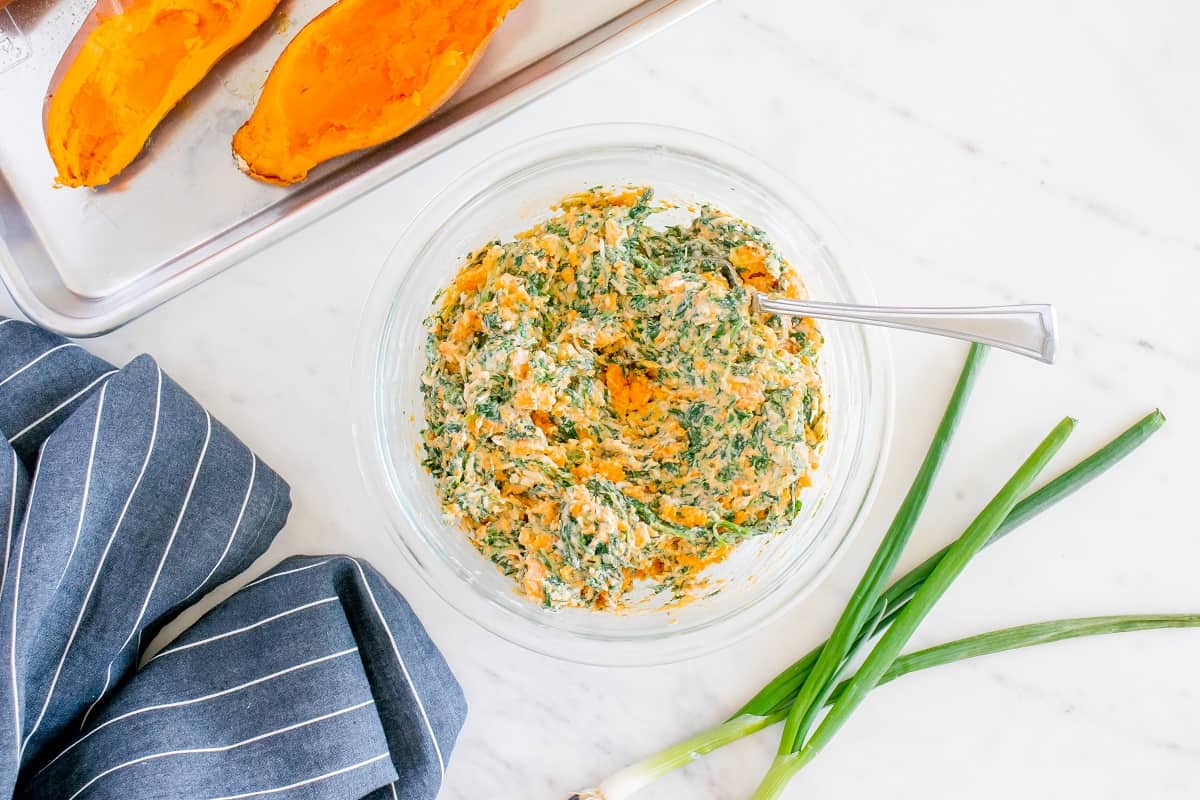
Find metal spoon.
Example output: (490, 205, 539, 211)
(752, 293, 1057, 363)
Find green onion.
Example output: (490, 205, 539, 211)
(864, 613, 1200, 693)
(738, 408, 1166, 718)
(875, 408, 1167, 628)
(789, 598, 890, 752)
(777, 344, 987, 755)
(750, 416, 1075, 799)
(568, 613, 1198, 800)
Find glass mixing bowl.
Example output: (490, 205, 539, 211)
(353, 124, 893, 665)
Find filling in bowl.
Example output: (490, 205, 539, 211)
(420, 187, 825, 610)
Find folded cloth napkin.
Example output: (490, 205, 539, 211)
(0, 318, 466, 800)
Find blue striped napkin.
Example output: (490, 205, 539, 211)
(0, 318, 466, 799)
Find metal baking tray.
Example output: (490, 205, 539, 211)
(0, 0, 714, 336)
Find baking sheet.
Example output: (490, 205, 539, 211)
(0, 0, 714, 334)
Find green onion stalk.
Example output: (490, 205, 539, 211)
(568, 613, 1199, 800)
(775, 343, 987, 760)
(751, 415, 1077, 798)
(568, 352, 1168, 800)
(735, 407, 1165, 720)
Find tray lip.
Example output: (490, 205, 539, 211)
(0, 0, 717, 338)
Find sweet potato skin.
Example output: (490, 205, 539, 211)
(45, 0, 281, 188)
(233, 0, 521, 186)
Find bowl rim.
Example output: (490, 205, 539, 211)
(352, 122, 895, 665)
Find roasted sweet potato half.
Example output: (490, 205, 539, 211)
(45, 0, 281, 188)
(233, 0, 522, 186)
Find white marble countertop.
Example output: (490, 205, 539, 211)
(4, 0, 1199, 796)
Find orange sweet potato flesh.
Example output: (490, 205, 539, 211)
(233, 0, 521, 186)
(44, 0, 281, 188)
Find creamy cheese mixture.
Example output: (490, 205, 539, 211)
(420, 188, 825, 610)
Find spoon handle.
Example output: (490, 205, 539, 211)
(753, 294, 1057, 363)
